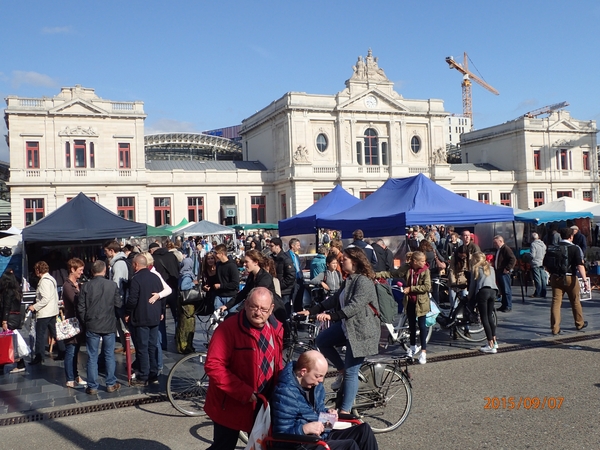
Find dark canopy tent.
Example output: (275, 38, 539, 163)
(22, 192, 147, 242)
(318, 174, 515, 238)
(278, 185, 361, 236)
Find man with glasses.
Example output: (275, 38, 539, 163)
(204, 287, 284, 450)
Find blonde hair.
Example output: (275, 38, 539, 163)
(141, 251, 154, 266)
(411, 251, 426, 262)
(470, 252, 491, 278)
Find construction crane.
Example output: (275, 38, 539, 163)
(446, 52, 499, 128)
(523, 101, 569, 118)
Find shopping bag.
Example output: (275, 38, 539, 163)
(25, 310, 36, 351)
(55, 317, 81, 341)
(13, 329, 30, 358)
(0, 331, 15, 364)
(244, 398, 271, 450)
(425, 300, 441, 327)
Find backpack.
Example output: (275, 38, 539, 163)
(373, 280, 396, 324)
(543, 243, 570, 276)
(114, 256, 135, 290)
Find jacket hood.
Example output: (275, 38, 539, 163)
(109, 251, 127, 266)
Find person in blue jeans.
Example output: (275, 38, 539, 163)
(77, 260, 122, 394)
(300, 247, 380, 414)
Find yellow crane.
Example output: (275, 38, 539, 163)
(446, 52, 499, 128)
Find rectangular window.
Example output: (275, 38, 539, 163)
(583, 151, 590, 171)
(280, 193, 287, 220)
(356, 142, 363, 165)
(65, 142, 71, 168)
(364, 140, 378, 165)
(500, 192, 511, 207)
(220, 196, 236, 226)
(583, 191, 593, 202)
(117, 197, 135, 221)
(90, 142, 95, 168)
(187, 196, 204, 222)
(456, 193, 467, 198)
(74, 140, 86, 168)
(251, 195, 266, 224)
(313, 192, 328, 203)
(26, 141, 40, 168)
(556, 191, 572, 198)
(478, 193, 490, 204)
(360, 191, 374, 200)
(381, 142, 388, 165)
(24, 198, 44, 225)
(533, 150, 541, 170)
(533, 191, 545, 207)
(557, 149, 568, 170)
(154, 197, 171, 226)
(119, 143, 131, 168)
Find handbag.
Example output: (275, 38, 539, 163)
(55, 317, 81, 341)
(7, 303, 27, 330)
(0, 331, 15, 365)
(244, 397, 271, 450)
(180, 287, 204, 305)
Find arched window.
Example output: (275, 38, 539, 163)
(364, 128, 379, 165)
(410, 136, 421, 153)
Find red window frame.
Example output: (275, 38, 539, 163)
(583, 191, 593, 202)
(65, 142, 71, 168)
(154, 197, 171, 226)
(24, 198, 44, 225)
(187, 197, 204, 222)
(364, 128, 379, 166)
(583, 151, 589, 171)
(280, 193, 287, 220)
(251, 196, 266, 224)
(500, 193, 511, 207)
(26, 141, 40, 169)
(313, 192, 329, 203)
(117, 197, 135, 221)
(556, 191, 572, 198)
(533, 150, 540, 170)
(533, 191, 545, 207)
(74, 140, 86, 168)
(478, 193, 490, 204)
(557, 149, 568, 170)
(360, 191, 374, 200)
(119, 143, 131, 168)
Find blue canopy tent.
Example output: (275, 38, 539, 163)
(514, 210, 593, 225)
(278, 185, 361, 237)
(318, 174, 515, 238)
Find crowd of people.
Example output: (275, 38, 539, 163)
(0, 223, 593, 449)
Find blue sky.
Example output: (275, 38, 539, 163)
(2, 0, 600, 162)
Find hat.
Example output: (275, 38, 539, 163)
(570, 225, 579, 230)
(270, 237, 283, 247)
(148, 242, 160, 250)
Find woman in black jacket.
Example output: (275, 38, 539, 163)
(1, 269, 25, 374)
(221, 249, 286, 325)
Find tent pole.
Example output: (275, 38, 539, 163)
(513, 220, 525, 304)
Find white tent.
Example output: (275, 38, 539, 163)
(175, 220, 237, 239)
(531, 197, 600, 212)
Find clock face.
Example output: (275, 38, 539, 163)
(365, 95, 378, 108)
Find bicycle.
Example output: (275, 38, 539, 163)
(283, 313, 325, 364)
(384, 283, 433, 350)
(286, 315, 413, 433)
(326, 355, 413, 433)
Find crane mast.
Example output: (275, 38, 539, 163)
(446, 52, 499, 128)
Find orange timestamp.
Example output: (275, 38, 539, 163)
(484, 396, 564, 410)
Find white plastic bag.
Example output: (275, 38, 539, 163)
(244, 400, 271, 450)
(425, 300, 441, 327)
(13, 329, 30, 358)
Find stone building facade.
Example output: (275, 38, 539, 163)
(4, 51, 599, 230)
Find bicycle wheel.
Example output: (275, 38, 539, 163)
(166, 352, 209, 416)
(283, 342, 314, 365)
(354, 365, 412, 433)
(456, 309, 496, 342)
(399, 314, 433, 351)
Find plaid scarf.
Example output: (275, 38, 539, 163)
(249, 321, 276, 393)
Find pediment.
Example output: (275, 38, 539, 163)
(337, 90, 409, 113)
(547, 119, 579, 132)
(50, 99, 108, 116)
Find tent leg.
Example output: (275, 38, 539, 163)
(513, 220, 525, 304)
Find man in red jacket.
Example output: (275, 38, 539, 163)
(204, 286, 284, 450)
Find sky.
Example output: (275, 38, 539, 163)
(1, 0, 600, 162)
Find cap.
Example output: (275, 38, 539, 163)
(148, 242, 160, 250)
(570, 225, 579, 230)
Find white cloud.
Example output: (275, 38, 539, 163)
(145, 118, 200, 135)
(41, 26, 72, 34)
(11, 71, 59, 89)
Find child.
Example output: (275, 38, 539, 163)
(402, 251, 432, 364)
(309, 253, 343, 299)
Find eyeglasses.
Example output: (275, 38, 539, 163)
(247, 305, 272, 314)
